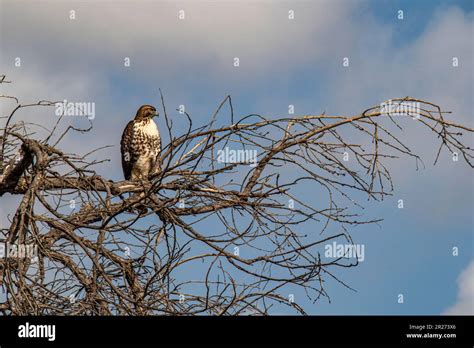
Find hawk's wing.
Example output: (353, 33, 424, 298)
(148, 126, 162, 177)
(120, 120, 135, 180)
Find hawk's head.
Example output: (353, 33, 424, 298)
(135, 105, 158, 121)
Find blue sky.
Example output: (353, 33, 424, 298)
(1, 0, 473, 314)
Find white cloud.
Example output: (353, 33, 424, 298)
(443, 260, 474, 315)
(0, 0, 359, 79)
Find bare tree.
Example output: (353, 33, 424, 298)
(0, 75, 472, 315)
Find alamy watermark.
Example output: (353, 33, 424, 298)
(324, 241, 365, 262)
(217, 146, 257, 167)
(380, 99, 421, 118)
(18, 322, 55, 341)
(55, 99, 95, 120)
(0, 242, 38, 261)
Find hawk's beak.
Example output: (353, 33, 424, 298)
(153, 111, 159, 117)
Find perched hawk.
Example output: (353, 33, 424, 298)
(121, 105, 161, 181)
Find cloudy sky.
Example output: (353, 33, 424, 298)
(1, 0, 473, 314)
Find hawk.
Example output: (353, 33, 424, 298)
(121, 105, 161, 181)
